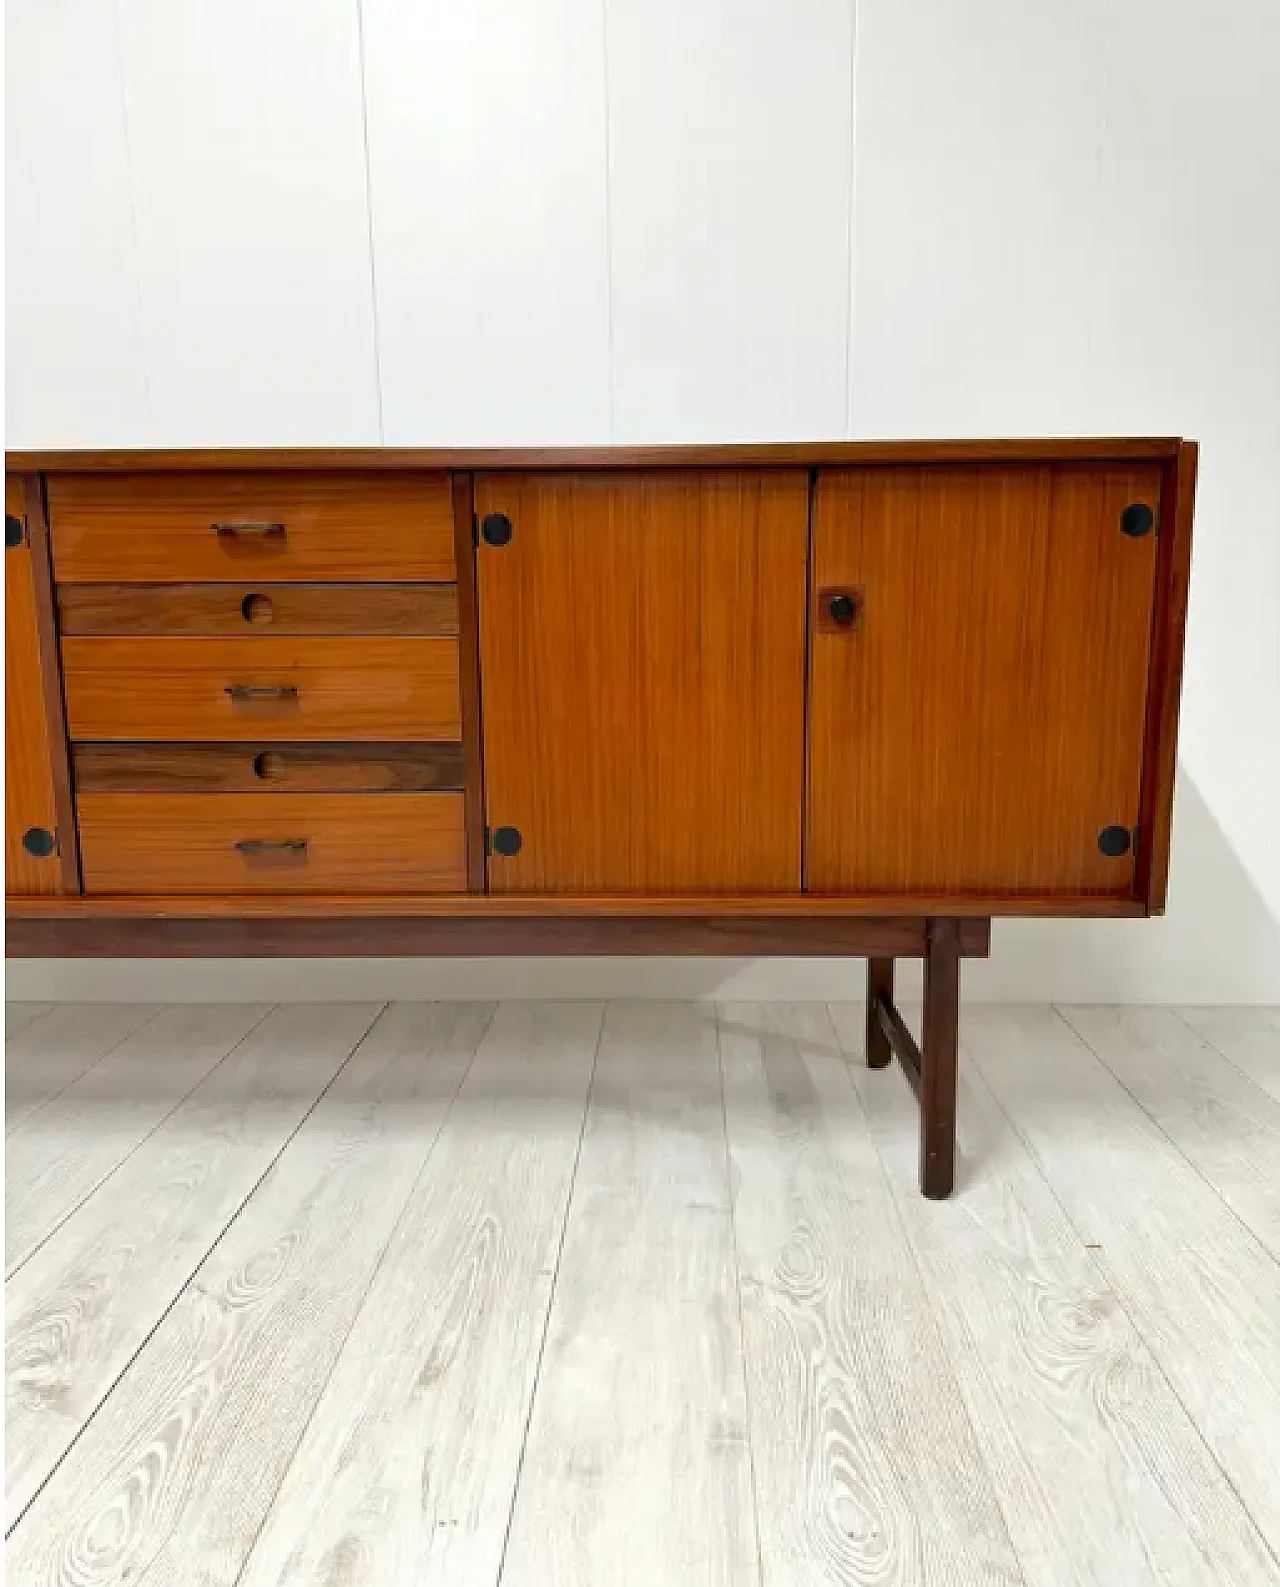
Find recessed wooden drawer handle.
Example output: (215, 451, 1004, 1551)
(225, 684, 298, 702)
(234, 838, 308, 855)
(241, 593, 275, 624)
(212, 521, 286, 540)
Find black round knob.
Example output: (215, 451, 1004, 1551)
(492, 826, 523, 857)
(828, 592, 857, 624)
(1098, 825, 1132, 858)
(481, 513, 513, 547)
(1120, 503, 1154, 538)
(22, 827, 55, 858)
(6, 513, 24, 548)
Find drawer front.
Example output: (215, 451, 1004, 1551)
(62, 636, 461, 742)
(77, 792, 466, 894)
(74, 742, 465, 793)
(58, 583, 459, 636)
(47, 471, 455, 582)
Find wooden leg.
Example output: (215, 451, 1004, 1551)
(865, 958, 894, 1068)
(919, 917, 961, 1199)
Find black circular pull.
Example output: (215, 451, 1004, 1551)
(1120, 503, 1154, 538)
(1098, 825, 1132, 858)
(6, 513, 25, 549)
(492, 826, 523, 857)
(827, 592, 857, 625)
(22, 827, 56, 858)
(481, 513, 513, 547)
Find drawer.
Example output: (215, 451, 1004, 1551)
(77, 792, 466, 895)
(58, 583, 458, 636)
(62, 637, 461, 742)
(73, 742, 465, 793)
(47, 471, 455, 582)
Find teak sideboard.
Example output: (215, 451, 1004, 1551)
(4, 439, 1197, 1197)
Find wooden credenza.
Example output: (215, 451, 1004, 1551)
(4, 439, 1197, 1196)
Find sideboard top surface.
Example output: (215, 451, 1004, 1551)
(6, 437, 1185, 474)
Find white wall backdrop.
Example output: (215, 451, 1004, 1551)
(6, 0, 1279, 1001)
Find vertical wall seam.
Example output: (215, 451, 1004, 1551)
(844, 0, 859, 440)
(354, 0, 387, 444)
(599, 0, 618, 442)
(109, 0, 154, 434)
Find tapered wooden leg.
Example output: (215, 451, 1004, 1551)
(920, 917, 961, 1199)
(865, 958, 894, 1068)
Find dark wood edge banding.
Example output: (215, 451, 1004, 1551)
(56, 582, 460, 637)
(71, 742, 466, 794)
(5, 912, 992, 959)
(5, 889, 1062, 928)
(451, 473, 488, 891)
(7, 439, 1186, 475)
(22, 474, 81, 893)
(874, 988, 923, 1099)
(1137, 442, 1197, 914)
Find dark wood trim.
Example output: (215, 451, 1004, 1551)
(56, 582, 459, 637)
(866, 958, 894, 1068)
(6, 439, 1186, 475)
(870, 918, 962, 1199)
(1138, 442, 1198, 914)
(920, 917, 961, 1198)
(71, 742, 465, 794)
(451, 473, 488, 891)
(22, 474, 81, 893)
(6, 911, 989, 959)
(6, 891, 996, 938)
(873, 988, 922, 1097)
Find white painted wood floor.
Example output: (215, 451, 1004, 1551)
(5, 999, 1280, 1586)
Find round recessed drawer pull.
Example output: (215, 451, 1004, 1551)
(241, 593, 275, 625)
(253, 751, 285, 781)
(491, 825, 523, 857)
(1098, 825, 1133, 858)
(481, 512, 513, 547)
(1120, 503, 1155, 538)
(22, 826, 56, 858)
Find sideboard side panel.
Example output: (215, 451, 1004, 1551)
(1137, 442, 1197, 914)
(5, 473, 79, 894)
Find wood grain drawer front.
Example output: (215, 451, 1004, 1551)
(47, 472, 455, 582)
(808, 462, 1161, 896)
(73, 742, 465, 793)
(62, 637, 461, 742)
(58, 583, 458, 636)
(77, 793, 466, 895)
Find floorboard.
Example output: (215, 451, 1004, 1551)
(834, 1002, 1280, 1587)
(719, 1002, 1024, 1587)
(1061, 1005, 1280, 1261)
(234, 1001, 602, 1587)
(5, 1005, 163, 1136)
(5, 1005, 54, 1040)
(1175, 1007, 1280, 1107)
(7, 998, 1280, 1586)
(967, 1005, 1280, 1561)
(6, 1003, 491, 1587)
(4, 1002, 381, 1527)
(6, 1004, 272, 1276)
(500, 1002, 758, 1587)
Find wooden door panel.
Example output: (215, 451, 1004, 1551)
(5, 476, 63, 894)
(476, 470, 808, 893)
(808, 464, 1161, 896)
